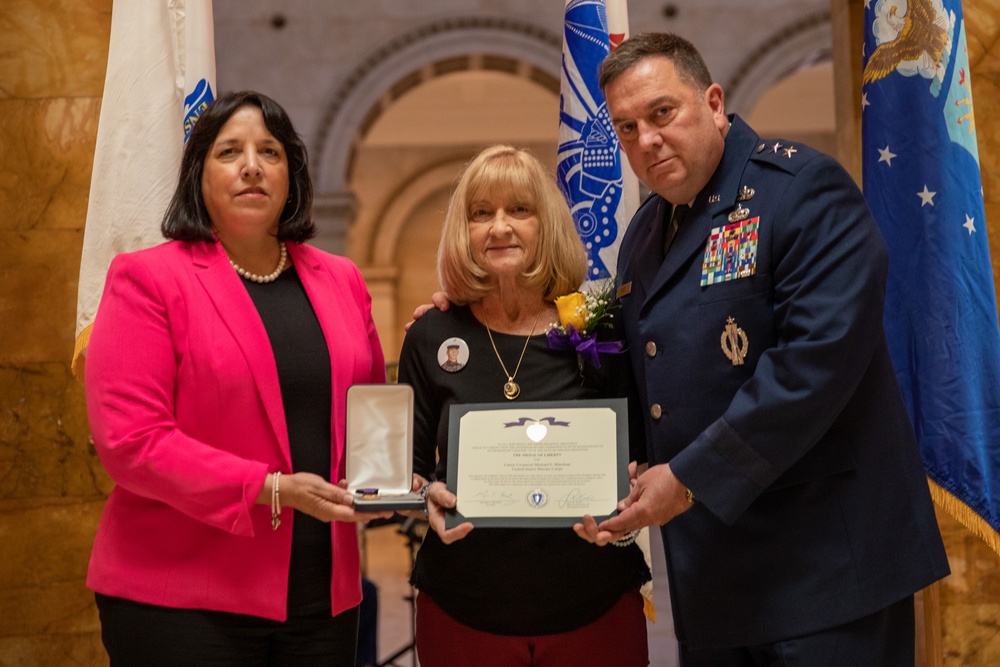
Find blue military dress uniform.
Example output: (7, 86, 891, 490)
(616, 114, 949, 649)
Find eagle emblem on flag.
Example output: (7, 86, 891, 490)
(863, 0, 952, 88)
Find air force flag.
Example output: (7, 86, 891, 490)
(862, 0, 1000, 554)
(558, 0, 638, 281)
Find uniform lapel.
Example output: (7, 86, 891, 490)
(628, 198, 669, 293)
(641, 116, 761, 312)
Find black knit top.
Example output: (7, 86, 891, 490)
(245, 266, 334, 617)
(398, 305, 650, 635)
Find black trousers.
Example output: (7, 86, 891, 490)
(96, 593, 359, 667)
(679, 595, 915, 667)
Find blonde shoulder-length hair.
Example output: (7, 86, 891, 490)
(438, 145, 587, 305)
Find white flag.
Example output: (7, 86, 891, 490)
(557, 0, 638, 284)
(73, 0, 216, 378)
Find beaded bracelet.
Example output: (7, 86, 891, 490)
(611, 528, 641, 547)
(271, 471, 282, 531)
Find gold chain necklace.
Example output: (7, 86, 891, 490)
(482, 305, 541, 400)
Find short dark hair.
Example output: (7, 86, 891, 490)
(598, 33, 714, 93)
(161, 90, 315, 243)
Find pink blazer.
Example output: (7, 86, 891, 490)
(85, 239, 385, 621)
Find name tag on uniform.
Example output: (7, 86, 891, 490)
(616, 281, 633, 298)
(701, 217, 759, 286)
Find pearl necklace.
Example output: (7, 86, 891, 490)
(230, 242, 287, 283)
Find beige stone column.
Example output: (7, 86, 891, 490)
(360, 266, 402, 373)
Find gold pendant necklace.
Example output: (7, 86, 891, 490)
(482, 306, 541, 400)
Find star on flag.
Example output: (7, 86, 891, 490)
(964, 214, 976, 235)
(878, 145, 897, 166)
(917, 185, 936, 207)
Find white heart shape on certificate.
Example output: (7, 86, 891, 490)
(526, 422, 547, 442)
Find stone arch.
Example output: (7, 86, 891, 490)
(370, 158, 467, 267)
(308, 19, 565, 353)
(312, 17, 562, 197)
(724, 11, 833, 117)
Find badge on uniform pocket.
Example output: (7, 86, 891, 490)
(701, 217, 760, 286)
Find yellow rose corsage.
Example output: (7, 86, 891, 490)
(547, 278, 623, 369)
(555, 291, 588, 332)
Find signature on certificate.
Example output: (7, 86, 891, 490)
(559, 488, 595, 508)
(472, 489, 516, 505)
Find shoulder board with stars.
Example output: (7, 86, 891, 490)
(750, 139, 817, 174)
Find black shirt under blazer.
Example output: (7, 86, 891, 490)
(616, 114, 949, 648)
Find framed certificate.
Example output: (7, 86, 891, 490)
(444, 398, 629, 528)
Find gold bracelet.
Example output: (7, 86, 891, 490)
(271, 471, 282, 531)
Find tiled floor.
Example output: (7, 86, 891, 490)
(361, 522, 680, 667)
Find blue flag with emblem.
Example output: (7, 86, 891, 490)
(862, 0, 1000, 554)
(557, 0, 638, 282)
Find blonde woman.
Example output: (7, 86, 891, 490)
(398, 145, 650, 667)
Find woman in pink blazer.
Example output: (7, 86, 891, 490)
(84, 91, 389, 666)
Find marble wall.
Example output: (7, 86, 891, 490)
(1, 0, 999, 664)
(0, 0, 112, 663)
(967, 0, 1000, 288)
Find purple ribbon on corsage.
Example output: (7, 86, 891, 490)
(546, 327, 624, 369)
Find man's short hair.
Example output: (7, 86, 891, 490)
(598, 32, 714, 94)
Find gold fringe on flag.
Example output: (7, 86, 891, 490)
(642, 591, 656, 623)
(72, 325, 92, 382)
(928, 478, 1000, 558)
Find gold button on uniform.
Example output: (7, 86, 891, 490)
(645, 341, 657, 357)
(650, 403, 662, 419)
